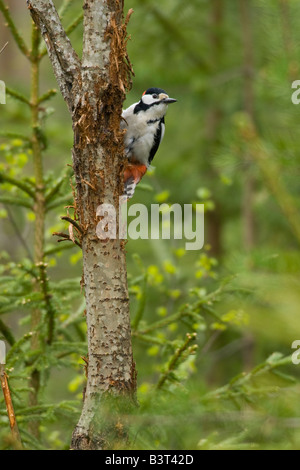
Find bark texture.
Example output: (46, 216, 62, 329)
(27, 0, 136, 450)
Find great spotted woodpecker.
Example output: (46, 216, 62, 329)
(121, 87, 177, 198)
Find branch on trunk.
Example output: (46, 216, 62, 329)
(26, 0, 80, 111)
(52, 231, 82, 249)
(61, 215, 84, 234)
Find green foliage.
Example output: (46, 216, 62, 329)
(0, 0, 300, 450)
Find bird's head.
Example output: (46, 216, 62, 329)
(141, 87, 177, 106)
(134, 87, 177, 118)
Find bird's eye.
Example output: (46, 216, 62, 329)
(152, 94, 158, 99)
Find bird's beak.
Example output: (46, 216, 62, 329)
(163, 97, 177, 104)
(159, 93, 177, 104)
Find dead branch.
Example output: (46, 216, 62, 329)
(61, 216, 84, 234)
(0, 365, 23, 449)
(52, 231, 82, 248)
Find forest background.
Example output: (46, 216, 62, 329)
(0, 0, 300, 450)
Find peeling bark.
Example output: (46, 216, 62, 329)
(27, 0, 136, 449)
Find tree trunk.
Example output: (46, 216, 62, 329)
(239, 0, 256, 252)
(27, 0, 136, 449)
(204, 0, 224, 257)
(279, 0, 299, 81)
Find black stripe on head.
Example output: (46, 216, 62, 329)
(134, 88, 168, 114)
(144, 87, 166, 95)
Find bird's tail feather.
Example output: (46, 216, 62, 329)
(123, 176, 137, 199)
(123, 163, 147, 199)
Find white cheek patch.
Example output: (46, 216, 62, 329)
(142, 94, 159, 106)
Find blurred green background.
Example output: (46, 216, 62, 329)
(0, 0, 300, 450)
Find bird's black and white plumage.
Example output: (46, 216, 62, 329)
(121, 87, 177, 198)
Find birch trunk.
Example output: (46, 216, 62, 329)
(27, 0, 136, 449)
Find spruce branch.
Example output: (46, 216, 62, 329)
(202, 353, 293, 403)
(0, 173, 35, 198)
(141, 0, 209, 72)
(131, 332, 173, 347)
(237, 115, 300, 245)
(6, 332, 34, 366)
(44, 168, 73, 203)
(44, 243, 75, 256)
(37, 88, 57, 104)
(6, 87, 31, 106)
(0, 318, 15, 346)
(0, 131, 31, 142)
(35, 261, 56, 345)
(156, 333, 198, 390)
(0, 195, 33, 209)
(46, 195, 73, 211)
(131, 273, 148, 331)
(5, 205, 34, 261)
